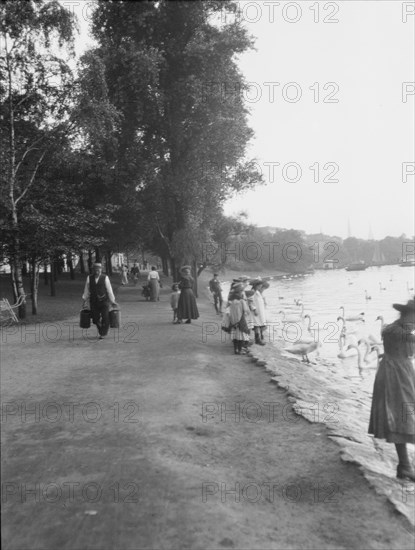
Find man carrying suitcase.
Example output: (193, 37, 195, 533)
(82, 263, 117, 339)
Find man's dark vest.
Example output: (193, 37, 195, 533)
(89, 274, 108, 305)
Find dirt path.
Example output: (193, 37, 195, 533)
(1, 284, 414, 549)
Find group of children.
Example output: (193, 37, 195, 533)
(224, 276, 269, 355)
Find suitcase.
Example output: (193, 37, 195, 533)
(80, 309, 91, 328)
(109, 308, 121, 328)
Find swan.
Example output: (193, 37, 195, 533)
(347, 343, 381, 376)
(379, 283, 386, 291)
(279, 303, 305, 323)
(277, 291, 284, 300)
(358, 338, 383, 362)
(367, 316, 384, 345)
(292, 314, 315, 345)
(337, 331, 359, 358)
(286, 341, 321, 363)
(337, 317, 363, 335)
(408, 282, 414, 292)
(339, 306, 365, 322)
(365, 290, 372, 301)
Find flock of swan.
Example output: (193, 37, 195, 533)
(276, 299, 386, 375)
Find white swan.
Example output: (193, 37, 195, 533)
(292, 314, 315, 345)
(347, 343, 381, 376)
(279, 303, 305, 323)
(286, 341, 321, 363)
(337, 332, 359, 358)
(365, 290, 372, 301)
(358, 338, 383, 362)
(379, 283, 386, 291)
(339, 306, 365, 322)
(367, 316, 384, 346)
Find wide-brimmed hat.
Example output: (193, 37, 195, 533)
(238, 275, 249, 282)
(93, 262, 102, 268)
(392, 298, 415, 314)
(180, 265, 191, 272)
(231, 283, 244, 292)
(251, 278, 263, 288)
(261, 281, 270, 290)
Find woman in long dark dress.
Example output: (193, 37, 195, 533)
(177, 266, 199, 324)
(368, 298, 415, 481)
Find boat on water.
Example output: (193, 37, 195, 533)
(345, 261, 367, 271)
(370, 242, 387, 267)
(399, 260, 415, 267)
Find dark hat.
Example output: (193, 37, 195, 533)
(231, 283, 244, 292)
(392, 298, 415, 314)
(251, 278, 263, 288)
(213, 273, 218, 276)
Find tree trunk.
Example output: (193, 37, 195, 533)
(192, 259, 198, 298)
(10, 258, 27, 319)
(44, 262, 48, 285)
(79, 251, 85, 274)
(30, 256, 39, 315)
(162, 256, 169, 276)
(106, 250, 113, 275)
(68, 253, 75, 280)
(53, 258, 59, 282)
(50, 260, 56, 296)
(88, 250, 93, 273)
(56, 255, 63, 275)
(22, 260, 28, 276)
(95, 247, 101, 263)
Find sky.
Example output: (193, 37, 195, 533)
(65, 0, 414, 240)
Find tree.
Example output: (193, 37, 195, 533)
(90, 0, 263, 275)
(0, 0, 76, 317)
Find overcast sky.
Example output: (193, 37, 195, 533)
(66, 0, 414, 240)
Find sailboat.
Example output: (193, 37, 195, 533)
(371, 242, 386, 267)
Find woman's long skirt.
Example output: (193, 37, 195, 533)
(149, 279, 160, 302)
(177, 289, 199, 320)
(368, 355, 415, 444)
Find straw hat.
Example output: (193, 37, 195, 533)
(392, 298, 415, 314)
(180, 265, 191, 273)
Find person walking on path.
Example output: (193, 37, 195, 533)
(121, 264, 129, 285)
(82, 262, 117, 340)
(148, 266, 161, 302)
(170, 283, 180, 323)
(209, 273, 223, 315)
(131, 262, 140, 286)
(177, 266, 199, 324)
(368, 297, 415, 481)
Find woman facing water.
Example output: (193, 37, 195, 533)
(368, 298, 415, 481)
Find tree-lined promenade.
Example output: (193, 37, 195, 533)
(1, 0, 262, 318)
(1, 0, 411, 320)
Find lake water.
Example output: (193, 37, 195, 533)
(221, 264, 415, 525)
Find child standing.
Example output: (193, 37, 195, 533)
(170, 283, 180, 323)
(228, 284, 250, 354)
